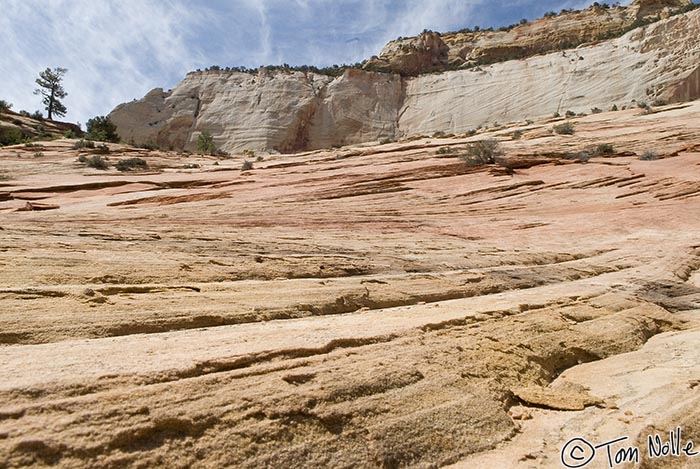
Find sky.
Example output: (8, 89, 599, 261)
(0, 0, 642, 126)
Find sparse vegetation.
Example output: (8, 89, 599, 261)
(24, 142, 43, 148)
(63, 129, 77, 138)
(33, 151, 44, 158)
(436, 147, 456, 155)
(183, 163, 200, 169)
(511, 130, 524, 140)
(553, 122, 575, 135)
(79, 155, 109, 170)
(565, 110, 576, 118)
(594, 143, 614, 155)
(86, 116, 119, 142)
(591, 107, 603, 114)
(0, 127, 24, 146)
(0, 100, 12, 112)
(197, 130, 216, 155)
(116, 157, 148, 172)
(637, 101, 650, 110)
(639, 150, 659, 161)
(241, 160, 254, 171)
(461, 140, 502, 167)
(94, 144, 110, 154)
(72, 139, 95, 150)
(379, 138, 394, 145)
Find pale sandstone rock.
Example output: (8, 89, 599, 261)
(110, 9, 700, 154)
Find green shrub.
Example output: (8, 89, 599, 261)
(436, 147, 456, 155)
(63, 129, 77, 138)
(591, 107, 603, 114)
(511, 130, 523, 140)
(33, 151, 44, 158)
(81, 155, 109, 170)
(241, 160, 253, 171)
(0, 100, 12, 112)
(565, 110, 576, 118)
(0, 127, 23, 146)
(610, 104, 618, 111)
(116, 157, 148, 172)
(94, 144, 110, 154)
(637, 101, 650, 110)
(197, 130, 216, 155)
(86, 116, 119, 142)
(72, 139, 95, 149)
(461, 140, 502, 166)
(594, 143, 614, 155)
(553, 122, 575, 135)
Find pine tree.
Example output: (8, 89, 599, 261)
(34, 67, 68, 120)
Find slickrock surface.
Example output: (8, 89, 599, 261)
(1, 102, 700, 467)
(109, 6, 700, 153)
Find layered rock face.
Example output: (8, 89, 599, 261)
(366, 0, 693, 75)
(109, 70, 401, 154)
(110, 6, 700, 153)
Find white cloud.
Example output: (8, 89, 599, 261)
(0, 0, 613, 125)
(0, 0, 210, 125)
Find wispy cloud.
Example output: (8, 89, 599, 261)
(0, 0, 619, 125)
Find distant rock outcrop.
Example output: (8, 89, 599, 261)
(109, 4, 700, 153)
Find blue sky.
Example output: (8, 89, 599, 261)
(0, 0, 635, 125)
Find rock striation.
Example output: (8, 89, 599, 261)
(109, 3, 700, 154)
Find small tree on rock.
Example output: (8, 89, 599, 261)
(34, 67, 68, 120)
(197, 130, 216, 155)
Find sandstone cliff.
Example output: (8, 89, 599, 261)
(365, 0, 693, 75)
(109, 5, 700, 153)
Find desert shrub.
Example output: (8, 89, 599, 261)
(432, 131, 446, 138)
(241, 160, 253, 171)
(564, 151, 591, 162)
(637, 101, 649, 110)
(94, 144, 110, 154)
(593, 143, 614, 155)
(116, 157, 148, 172)
(33, 151, 44, 158)
(610, 104, 618, 111)
(639, 150, 659, 161)
(553, 122, 575, 135)
(138, 141, 160, 150)
(552, 112, 561, 118)
(565, 110, 576, 118)
(511, 130, 523, 140)
(379, 138, 394, 145)
(81, 155, 109, 170)
(436, 147, 456, 155)
(182, 163, 200, 169)
(24, 142, 43, 148)
(591, 107, 603, 114)
(86, 116, 119, 142)
(461, 140, 502, 166)
(63, 129, 77, 138)
(31, 111, 44, 121)
(0, 127, 23, 146)
(464, 129, 477, 137)
(72, 139, 95, 149)
(19, 110, 31, 117)
(0, 100, 12, 112)
(197, 130, 216, 155)
(256, 155, 264, 162)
